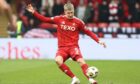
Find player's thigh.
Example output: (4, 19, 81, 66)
(76, 58, 86, 66)
(55, 56, 64, 65)
(55, 48, 69, 65)
(69, 46, 83, 61)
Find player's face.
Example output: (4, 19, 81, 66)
(65, 10, 74, 19)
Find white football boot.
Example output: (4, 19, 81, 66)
(88, 78, 97, 84)
(71, 76, 80, 84)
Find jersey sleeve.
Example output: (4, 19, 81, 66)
(79, 21, 99, 43)
(33, 11, 59, 23)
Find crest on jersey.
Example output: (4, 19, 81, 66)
(61, 21, 65, 24)
(73, 23, 76, 26)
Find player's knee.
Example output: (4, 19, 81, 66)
(77, 58, 86, 66)
(55, 56, 63, 66)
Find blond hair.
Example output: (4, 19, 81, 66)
(64, 2, 74, 11)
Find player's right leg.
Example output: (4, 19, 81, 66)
(55, 48, 80, 84)
(55, 56, 80, 84)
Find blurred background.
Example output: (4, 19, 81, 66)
(0, 0, 140, 38)
(0, 0, 140, 84)
(0, 0, 140, 60)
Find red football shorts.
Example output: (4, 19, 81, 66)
(56, 46, 83, 62)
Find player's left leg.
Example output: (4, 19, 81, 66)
(69, 46, 89, 78)
(77, 58, 88, 77)
(69, 46, 97, 84)
(76, 58, 97, 84)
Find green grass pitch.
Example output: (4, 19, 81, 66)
(0, 60, 140, 84)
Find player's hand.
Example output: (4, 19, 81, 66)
(26, 4, 35, 14)
(98, 40, 106, 48)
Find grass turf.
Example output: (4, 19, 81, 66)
(0, 60, 140, 84)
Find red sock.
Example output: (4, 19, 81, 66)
(59, 64, 75, 78)
(81, 64, 89, 78)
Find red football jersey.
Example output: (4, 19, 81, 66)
(34, 12, 99, 47)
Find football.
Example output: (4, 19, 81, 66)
(86, 66, 99, 78)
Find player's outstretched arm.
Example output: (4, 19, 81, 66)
(86, 31, 106, 48)
(84, 29, 107, 48)
(26, 4, 54, 23)
(84, 30, 106, 48)
(98, 40, 106, 48)
(79, 21, 106, 48)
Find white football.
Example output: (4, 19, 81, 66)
(86, 66, 99, 78)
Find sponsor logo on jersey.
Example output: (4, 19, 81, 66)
(60, 24, 76, 31)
